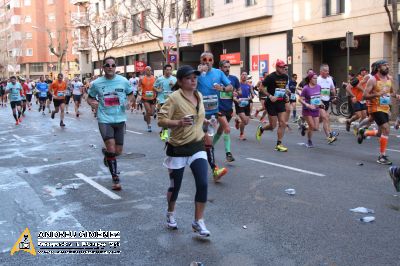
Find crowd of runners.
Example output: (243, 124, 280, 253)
(2, 53, 400, 237)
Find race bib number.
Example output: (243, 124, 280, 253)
(203, 95, 218, 111)
(290, 94, 296, 101)
(239, 98, 249, 107)
(145, 91, 154, 98)
(220, 91, 232, 100)
(321, 88, 330, 97)
(310, 95, 321, 106)
(57, 91, 65, 97)
(104, 94, 120, 107)
(40, 92, 47, 97)
(380, 95, 390, 106)
(274, 88, 286, 98)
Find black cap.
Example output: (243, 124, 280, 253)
(176, 65, 200, 80)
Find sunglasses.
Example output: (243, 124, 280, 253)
(104, 63, 116, 68)
(202, 58, 213, 62)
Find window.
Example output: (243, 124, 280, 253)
(26, 48, 33, 56)
(24, 0, 31, 6)
(25, 32, 32, 39)
(10, 15, 21, 25)
(245, 0, 256, 7)
(170, 3, 176, 19)
(225, 0, 232, 3)
(48, 0, 54, 4)
(30, 63, 44, 72)
(111, 21, 118, 40)
(131, 0, 136, 6)
(122, 19, 127, 32)
(102, 0, 106, 10)
(110, 0, 115, 7)
(183, 0, 192, 22)
(48, 13, 55, 22)
(325, 0, 345, 16)
(143, 10, 150, 31)
(95, 3, 99, 15)
(131, 14, 140, 35)
(96, 29, 101, 43)
(24, 16, 31, 23)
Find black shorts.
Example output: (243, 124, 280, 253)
(353, 102, 367, 112)
(47, 93, 53, 101)
(265, 100, 286, 116)
(65, 95, 71, 104)
(10, 101, 21, 109)
(142, 99, 156, 105)
(322, 100, 330, 111)
(53, 99, 65, 108)
(98, 122, 125, 145)
(26, 94, 32, 102)
(371, 112, 389, 126)
(73, 95, 82, 103)
(235, 103, 251, 116)
(218, 109, 233, 122)
(39, 97, 47, 103)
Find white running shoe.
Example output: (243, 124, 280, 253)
(166, 212, 178, 230)
(192, 219, 210, 237)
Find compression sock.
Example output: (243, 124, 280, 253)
(205, 145, 216, 170)
(213, 133, 222, 145)
(380, 135, 388, 155)
(364, 129, 378, 137)
(223, 133, 231, 153)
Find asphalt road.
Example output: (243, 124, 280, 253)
(0, 101, 400, 266)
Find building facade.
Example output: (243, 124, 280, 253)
(0, 0, 80, 79)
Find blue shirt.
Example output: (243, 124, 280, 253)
(218, 75, 239, 111)
(154, 75, 177, 104)
(6, 82, 22, 102)
(240, 83, 252, 98)
(88, 75, 133, 124)
(36, 82, 49, 98)
(197, 68, 231, 115)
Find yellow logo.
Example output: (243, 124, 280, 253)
(10, 228, 36, 256)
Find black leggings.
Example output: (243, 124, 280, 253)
(168, 158, 208, 203)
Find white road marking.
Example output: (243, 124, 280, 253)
(75, 173, 121, 200)
(38, 238, 120, 242)
(387, 148, 400, 153)
(246, 157, 326, 177)
(65, 117, 77, 121)
(126, 130, 143, 135)
(12, 134, 27, 143)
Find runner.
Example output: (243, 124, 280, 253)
(0, 80, 7, 107)
(5, 76, 23, 125)
(254, 72, 269, 122)
(212, 60, 237, 162)
(26, 78, 34, 110)
(154, 64, 177, 141)
(139, 66, 156, 132)
(71, 76, 84, 117)
(317, 64, 337, 143)
(87, 56, 134, 190)
(36, 76, 49, 115)
(50, 73, 67, 127)
(255, 59, 290, 152)
(64, 78, 72, 114)
(129, 73, 139, 112)
(298, 72, 324, 148)
(45, 75, 53, 114)
(359, 60, 398, 165)
(158, 65, 210, 236)
(345, 73, 367, 132)
(234, 71, 252, 141)
(288, 73, 298, 122)
(197, 51, 231, 182)
(19, 77, 29, 117)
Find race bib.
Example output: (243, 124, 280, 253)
(203, 95, 218, 111)
(57, 91, 65, 97)
(290, 94, 296, 101)
(321, 88, 330, 96)
(239, 98, 249, 107)
(310, 95, 321, 106)
(380, 95, 390, 106)
(274, 88, 286, 98)
(220, 91, 232, 100)
(40, 92, 47, 97)
(145, 91, 154, 98)
(104, 94, 120, 107)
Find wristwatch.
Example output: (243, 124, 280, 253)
(222, 87, 226, 92)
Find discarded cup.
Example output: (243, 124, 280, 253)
(242, 225, 247, 229)
(90, 144, 97, 149)
(360, 216, 375, 223)
(357, 162, 364, 166)
(43, 158, 48, 162)
(55, 183, 63, 189)
(190, 262, 204, 266)
(260, 175, 265, 178)
(285, 188, 296, 195)
(350, 207, 374, 214)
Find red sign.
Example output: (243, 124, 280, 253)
(135, 61, 147, 72)
(251, 54, 269, 73)
(220, 53, 241, 65)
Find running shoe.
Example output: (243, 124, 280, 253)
(192, 219, 210, 237)
(395, 118, 400, 130)
(275, 144, 288, 152)
(18, 117, 22, 123)
(213, 166, 227, 183)
(162, 129, 169, 140)
(51, 111, 55, 119)
(166, 212, 178, 230)
(306, 140, 314, 148)
(300, 125, 306, 136)
(76, 113, 80, 118)
(234, 118, 240, 130)
(346, 120, 351, 132)
(239, 134, 247, 141)
(15, 120, 19, 125)
(357, 128, 366, 144)
(42, 111, 45, 116)
(327, 136, 337, 144)
(331, 131, 339, 137)
(147, 125, 152, 132)
(353, 126, 358, 137)
(388, 166, 400, 192)
(60, 121, 65, 127)
(256, 125, 264, 142)
(377, 155, 392, 165)
(112, 176, 121, 191)
(226, 152, 235, 162)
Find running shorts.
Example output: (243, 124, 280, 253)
(10, 101, 21, 109)
(265, 100, 286, 116)
(371, 111, 389, 126)
(217, 109, 233, 122)
(98, 122, 125, 145)
(53, 99, 65, 108)
(73, 95, 82, 103)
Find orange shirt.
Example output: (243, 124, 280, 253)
(351, 84, 363, 102)
(141, 76, 156, 100)
(368, 74, 392, 114)
(51, 80, 67, 99)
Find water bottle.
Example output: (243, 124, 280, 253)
(207, 115, 217, 136)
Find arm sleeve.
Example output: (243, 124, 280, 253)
(157, 96, 175, 128)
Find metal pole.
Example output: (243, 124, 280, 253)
(176, 0, 180, 68)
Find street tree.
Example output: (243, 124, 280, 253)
(47, 29, 69, 74)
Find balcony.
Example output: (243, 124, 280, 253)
(71, 12, 89, 27)
(71, 0, 90, 5)
(74, 39, 90, 51)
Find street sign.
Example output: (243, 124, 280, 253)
(169, 54, 177, 63)
(135, 61, 146, 72)
(346, 31, 354, 48)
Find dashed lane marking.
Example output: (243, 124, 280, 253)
(12, 134, 27, 143)
(75, 173, 122, 200)
(246, 157, 326, 177)
(126, 130, 143, 135)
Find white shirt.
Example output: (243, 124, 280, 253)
(72, 81, 83, 95)
(317, 75, 335, 101)
(129, 77, 139, 93)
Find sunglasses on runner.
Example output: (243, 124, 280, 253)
(104, 63, 116, 68)
(202, 58, 213, 62)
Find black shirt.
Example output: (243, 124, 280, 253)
(262, 72, 289, 101)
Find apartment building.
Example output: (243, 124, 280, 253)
(0, 0, 80, 79)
